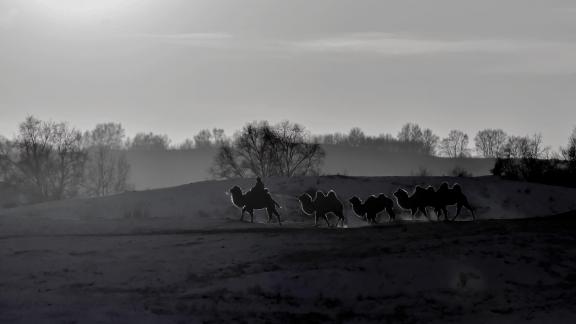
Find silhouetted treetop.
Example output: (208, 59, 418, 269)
(129, 132, 171, 151)
(211, 120, 324, 179)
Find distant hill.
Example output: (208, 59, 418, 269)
(2, 176, 576, 236)
(126, 146, 495, 190)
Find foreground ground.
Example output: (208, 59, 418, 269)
(2, 212, 576, 323)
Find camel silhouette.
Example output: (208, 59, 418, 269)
(298, 190, 346, 228)
(393, 186, 432, 220)
(229, 185, 282, 225)
(435, 182, 476, 221)
(349, 194, 395, 224)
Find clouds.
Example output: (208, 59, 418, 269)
(131, 31, 576, 73)
(287, 33, 517, 56)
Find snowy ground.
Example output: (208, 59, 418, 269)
(1, 176, 576, 323)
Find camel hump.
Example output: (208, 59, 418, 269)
(426, 186, 435, 193)
(415, 186, 426, 194)
(394, 188, 406, 197)
(440, 182, 449, 190)
(326, 190, 340, 202)
(314, 191, 326, 201)
(452, 183, 462, 193)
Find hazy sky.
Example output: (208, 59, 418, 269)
(1, 0, 575, 148)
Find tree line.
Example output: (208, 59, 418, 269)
(2, 116, 576, 202)
(0, 117, 132, 202)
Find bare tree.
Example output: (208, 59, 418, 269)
(0, 116, 86, 201)
(210, 143, 245, 179)
(503, 134, 549, 159)
(347, 127, 366, 147)
(212, 128, 227, 145)
(177, 139, 195, 150)
(474, 129, 508, 158)
(83, 123, 132, 197)
(439, 130, 470, 158)
(272, 121, 325, 177)
(398, 123, 438, 155)
(397, 123, 423, 142)
(562, 127, 576, 170)
(194, 129, 213, 148)
(421, 128, 440, 155)
(129, 132, 171, 150)
(211, 121, 325, 179)
(49, 122, 86, 199)
(527, 133, 549, 159)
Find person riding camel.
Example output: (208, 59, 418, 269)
(253, 177, 266, 195)
(249, 177, 279, 207)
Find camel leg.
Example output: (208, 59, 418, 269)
(386, 208, 396, 222)
(442, 207, 449, 221)
(249, 209, 254, 223)
(339, 211, 347, 228)
(463, 201, 476, 221)
(266, 208, 272, 223)
(241, 206, 247, 221)
(439, 208, 446, 221)
(434, 208, 442, 222)
(421, 207, 431, 221)
(411, 208, 418, 220)
(334, 212, 341, 227)
(272, 208, 282, 226)
(314, 213, 319, 227)
(468, 205, 476, 221)
(322, 213, 331, 228)
(452, 204, 463, 222)
(266, 208, 273, 223)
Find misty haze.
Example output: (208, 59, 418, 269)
(2, 1, 576, 323)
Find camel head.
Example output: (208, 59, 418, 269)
(229, 186, 245, 207)
(298, 193, 313, 204)
(452, 183, 462, 193)
(413, 185, 426, 195)
(298, 193, 315, 215)
(439, 182, 450, 191)
(394, 189, 408, 200)
(348, 196, 362, 207)
(229, 185, 242, 196)
(349, 196, 367, 219)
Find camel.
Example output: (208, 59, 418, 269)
(423, 185, 447, 221)
(393, 186, 432, 220)
(349, 194, 395, 224)
(229, 185, 282, 225)
(434, 182, 476, 221)
(298, 190, 346, 228)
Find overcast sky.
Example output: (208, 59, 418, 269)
(1, 0, 575, 148)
